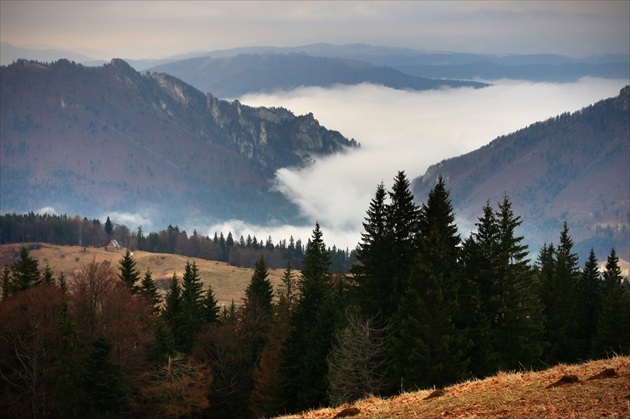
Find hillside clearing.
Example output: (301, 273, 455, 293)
(277, 356, 630, 419)
(0, 243, 289, 306)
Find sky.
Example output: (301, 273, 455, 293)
(1, 1, 629, 59)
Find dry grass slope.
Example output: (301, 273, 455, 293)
(0, 243, 288, 307)
(278, 356, 630, 419)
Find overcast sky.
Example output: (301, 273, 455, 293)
(1, 1, 629, 59)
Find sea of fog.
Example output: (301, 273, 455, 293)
(103, 78, 629, 251)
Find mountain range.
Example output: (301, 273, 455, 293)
(1, 55, 629, 259)
(0, 58, 357, 227)
(413, 86, 630, 259)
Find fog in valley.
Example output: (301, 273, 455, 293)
(182, 77, 627, 251)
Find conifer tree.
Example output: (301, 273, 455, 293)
(540, 222, 581, 363)
(53, 299, 81, 418)
(576, 249, 602, 356)
(1, 265, 13, 301)
(180, 261, 205, 353)
(11, 247, 40, 291)
(391, 177, 467, 390)
(386, 171, 421, 316)
(42, 263, 55, 285)
(82, 338, 129, 417)
(203, 284, 220, 323)
(351, 182, 396, 319)
(117, 249, 140, 291)
(243, 256, 274, 317)
(104, 216, 113, 236)
(591, 249, 630, 357)
(139, 268, 161, 314)
(277, 222, 341, 413)
(162, 272, 183, 351)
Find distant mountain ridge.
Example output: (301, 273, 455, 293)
(0, 58, 357, 227)
(413, 86, 630, 259)
(146, 53, 488, 98)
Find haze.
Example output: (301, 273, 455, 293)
(1, 1, 628, 59)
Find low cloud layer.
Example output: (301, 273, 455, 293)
(221, 78, 626, 250)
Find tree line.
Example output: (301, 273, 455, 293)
(0, 212, 356, 272)
(1, 170, 628, 418)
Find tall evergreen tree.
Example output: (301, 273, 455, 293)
(351, 182, 396, 319)
(1, 265, 13, 301)
(11, 247, 40, 291)
(203, 284, 220, 323)
(277, 222, 341, 413)
(138, 268, 161, 314)
(81, 338, 129, 417)
(576, 249, 602, 356)
(591, 249, 630, 357)
(117, 249, 140, 291)
(391, 176, 468, 390)
(104, 216, 113, 236)
(540, 222, 581, 363)
(52, 299, 81, 418)
(491, 195, 544, 370)
(386, 171, 421, 317)
(243, 256, 274, 317)
(162, 272, 183, 352)
(180, 261, 205, 353)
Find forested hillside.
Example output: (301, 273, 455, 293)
(414, 86, 630, 260)
(0, 59, 357, 226)
(2, 172, 628, 418)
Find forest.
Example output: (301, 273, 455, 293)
(1, 171, 629, 418)
(0, 212, 356, 273)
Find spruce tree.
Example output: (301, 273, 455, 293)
(104, 216, 113, 236)
(540, 222, 581, 363)
(82, 338, 129, 417)
(391, 176, 467, 390)
(180, 261, 205, 353)
(203, 284, 220, 323)
(591, 249, 630, 357)
(53, 299, 81, 418)
(491, 195, 544, 370)
(386, 171, 421, 316)
(576, 249, 602, 356)
(11, 247, 40, 291)
(244, 256, 274, 317)
(277, 222, 340, 413)
(117, 249, 140, 291)
(1, 265, 13, 301)
(162, 272, 183, 352)
(351, 182, 396, 319)
(139, 268, 161, 314)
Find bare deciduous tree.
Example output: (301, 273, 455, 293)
(327, 308, 391, 406)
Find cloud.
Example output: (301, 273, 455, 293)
(35, 206, 57, 216)
(236, 78, 627, 250)
(102, 211, 153, 232)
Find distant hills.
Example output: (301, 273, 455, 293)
(0, 58, 357, 226)
(413, 86, 630, 259)
(146, 53, 488, 98)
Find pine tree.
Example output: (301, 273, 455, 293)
(576, 249, 602, 357)
(391, 176, 468, 390)
(351, 182, 396, 319)
(244, 256, 274, 317)
(386, 171, 421, 316)
(52, 299, 81, 418)
(491, 195, 544, 370)
(540, 222, 581, 363)
(117, 248, 140, 291)
(1, 265, 13, 301)
(591, 249, 630, 357)
(139, 268, 161, 314)
(11, 247, 40, 291)
(277, 222, 341, 413)
(203, 284, 220, 323)
(162, 272, 183, 352)
(82, 338, 129, 417)
(180, 261, 205, 353)
(42, 263, 55, 285)
(104, 216, 113, 236)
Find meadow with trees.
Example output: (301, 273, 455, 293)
(1, 171, 629, 418)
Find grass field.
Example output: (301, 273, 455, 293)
(277, 356, 629, 418)
(0, 243, 289, 307)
